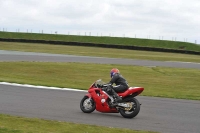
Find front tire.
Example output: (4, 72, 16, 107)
(119, 97, 140, 118)
(80, 96, 96, 113)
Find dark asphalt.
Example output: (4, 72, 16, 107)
(0, 50, 200, 69)
(0, 84, 200, 133)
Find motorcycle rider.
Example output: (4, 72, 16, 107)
(105, 68, 129, 103)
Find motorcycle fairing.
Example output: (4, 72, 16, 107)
(118, 87, 144, 97)
(88, 88, 118, 113)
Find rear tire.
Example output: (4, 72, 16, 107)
(80, 96, 96, 113)
(119, 97, 140, 118)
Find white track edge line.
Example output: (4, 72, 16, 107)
(0, 82, 87, 92)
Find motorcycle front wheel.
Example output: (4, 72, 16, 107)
(119, 97, 140, 118)
(80, 96, 96, 113)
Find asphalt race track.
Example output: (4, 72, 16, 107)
(0, 50, 200, 133)
(0, 50, 200, 69)
(0, 84, 200, 133)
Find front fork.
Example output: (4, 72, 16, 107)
(85, 93, 92, 102)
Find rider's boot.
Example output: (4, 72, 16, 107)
(111, 89, 122, 103)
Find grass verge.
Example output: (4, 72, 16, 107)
(0, 62, 199, 100)
(0, 114, 157, 133)
(0, 42, 200, 63)
(0, 31, 200, 52)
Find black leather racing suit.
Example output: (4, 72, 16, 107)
(108, 73, 129, 93)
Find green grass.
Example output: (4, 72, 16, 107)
(1, 31, 200, 52)
(0, 114, 157, 133)
(0, 62, 199, 100)
(0, 42, 200, 63)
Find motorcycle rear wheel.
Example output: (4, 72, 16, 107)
(80, 96, 96, 113)
(119, 97, 140, 118)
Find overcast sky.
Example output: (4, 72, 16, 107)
(0, 0, 199, 44)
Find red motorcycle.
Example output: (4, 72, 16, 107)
(80, 79, 144, 118)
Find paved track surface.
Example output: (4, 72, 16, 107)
(0, 50, 200, 133)
(0, 84, 200, 133)
(0, 50, 200, 69)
